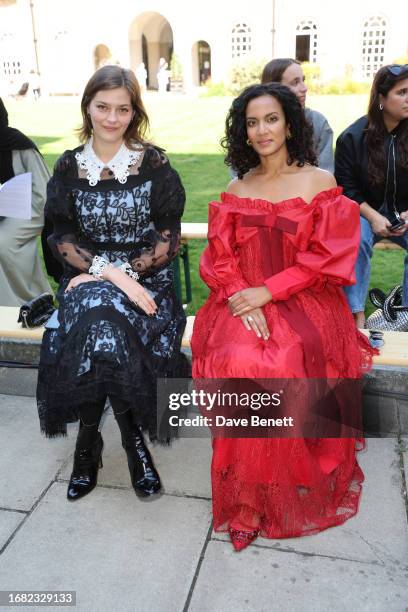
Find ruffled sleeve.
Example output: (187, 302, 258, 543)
(44, 151, 96, 275)
(199, 201, 249, 302)
(265, 191, 360, 301)
(128, 149, 185, 277)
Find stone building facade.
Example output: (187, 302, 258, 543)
(0, 0, 407, 95)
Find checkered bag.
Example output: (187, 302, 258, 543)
(366, 285, 408, 331)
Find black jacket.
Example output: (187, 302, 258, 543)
(335, 115, 408, 214)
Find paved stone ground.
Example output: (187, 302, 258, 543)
(0, 394, 407, 612)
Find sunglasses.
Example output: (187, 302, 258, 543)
(386, 64, 408, 76)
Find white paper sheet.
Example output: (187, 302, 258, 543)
(0, 173, 32, 219)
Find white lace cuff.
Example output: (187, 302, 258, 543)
(89, 255, 111, 279)
(119, 262, 140, 281)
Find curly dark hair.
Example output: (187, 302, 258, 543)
(366, 65, 408, 184)
(222, 83, 317, 178)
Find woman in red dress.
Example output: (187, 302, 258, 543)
(191, 83, 376, 551)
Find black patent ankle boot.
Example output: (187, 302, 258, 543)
(67, 430, 103, 502)
(123, 426, 161, 498)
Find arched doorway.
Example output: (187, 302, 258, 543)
(192, 40, 211, 86)
(129, 12, 174, 90)
(93, 44, 112, 70)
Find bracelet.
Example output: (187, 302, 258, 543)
(89, 255, 111, 279)
(119, 262, 140, 281)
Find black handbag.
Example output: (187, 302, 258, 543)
(17, 292, 55, 328)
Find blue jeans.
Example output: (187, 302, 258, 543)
(344, 212, 408, 312)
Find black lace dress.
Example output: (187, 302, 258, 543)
(37, 145, 187, 440)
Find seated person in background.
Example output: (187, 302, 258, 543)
(261, 58, 334, 173)
(335, 64, 408, 328)
(0, 97, 51, 306)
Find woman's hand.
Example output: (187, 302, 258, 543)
(240, 308, 270, 340)
(104, 266, 157, 316)
(65, 273, 96, 292)
(228, 287, 272, 316)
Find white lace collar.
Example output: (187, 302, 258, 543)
(75, 138, 143, 186)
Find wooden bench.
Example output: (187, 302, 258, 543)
(181, 223, 403, 250)
(1, 309, 406, 437)
(186, 319, 407, 365)
(373, 240, 403, 251)
(0, 308, 406, 367)
(0, 307, 195, 350)
(0, 225, 406, 361)
(181, 222, 208, 241)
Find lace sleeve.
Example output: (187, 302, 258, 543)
(128, 151, 185, 277)
(45, 153, 96, 274)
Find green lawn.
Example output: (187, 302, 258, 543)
(7, 93, 405, 315)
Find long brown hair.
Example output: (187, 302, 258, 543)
(367, 65, 408, 184)
(78, 65, 149, 147)
(261, 58, 300, 84)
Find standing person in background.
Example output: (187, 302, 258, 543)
(157, 58, 170, 93)
(261, 58, 334, 173)
(30, 70, 41, 100)
(136, 63, 148, 92)
(0, 97, 51, 306)
(335, 64, 408, 328)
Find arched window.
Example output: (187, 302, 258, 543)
(362, 16, 387, 79)
(231, 23, 252, 59)
(295, 20, 318, 63)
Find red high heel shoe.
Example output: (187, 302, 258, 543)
(228, 527, 260, 551)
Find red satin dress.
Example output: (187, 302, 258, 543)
(191, 187, 377, 542)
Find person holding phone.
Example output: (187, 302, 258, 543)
(335, 64, 408, 328)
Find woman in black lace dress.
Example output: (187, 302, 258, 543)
(37, 65, 186, 501)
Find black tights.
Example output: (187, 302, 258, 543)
(77, 396, 135, 449)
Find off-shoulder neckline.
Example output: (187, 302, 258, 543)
(220, 187, 343, 210)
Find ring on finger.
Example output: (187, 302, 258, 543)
(247, 315, 254, 322)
